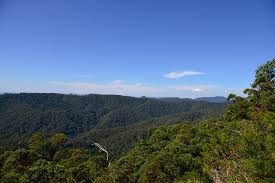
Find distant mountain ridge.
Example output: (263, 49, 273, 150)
(154, 96, 227, 103)
(194, 96, 227, 103)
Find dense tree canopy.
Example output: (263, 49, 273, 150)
(0, 133, 108, 183)
(0, 93, 226, 157)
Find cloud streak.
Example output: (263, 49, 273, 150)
(48, 80, 161, 96)
(175, 85, 212, 92)
(164, 71, 205, 79)
(1, 80, 237, 98)
(46, 81, 218, 97)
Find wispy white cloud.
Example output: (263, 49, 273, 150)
(163, 71, 205, 79)
(48, 80, 161, 96)
(174, 85, 212, 92)
(1, 80, 240, 98)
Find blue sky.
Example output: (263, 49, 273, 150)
(0, 0, 274, 98)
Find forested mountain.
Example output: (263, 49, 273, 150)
(0, 59, 274, 183)
(0, 92, 226, 155)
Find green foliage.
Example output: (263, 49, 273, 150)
(0, 133, 108, 183)
(225, 58, 275, 121)
(21, 160, 68, 183)
(28, 133, 47, 155)
(100, 115, 274, 182)
(0, 93, 226, 157)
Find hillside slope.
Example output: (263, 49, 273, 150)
(0, 93, 226, 152)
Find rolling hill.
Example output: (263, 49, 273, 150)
(0, 93, 227, 156)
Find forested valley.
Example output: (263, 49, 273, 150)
(0, 92, 226, 157)
(0, 59, 274, 183)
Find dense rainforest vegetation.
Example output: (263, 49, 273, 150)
(0, 93, 226, 157)
(0, 59, 274, 182)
